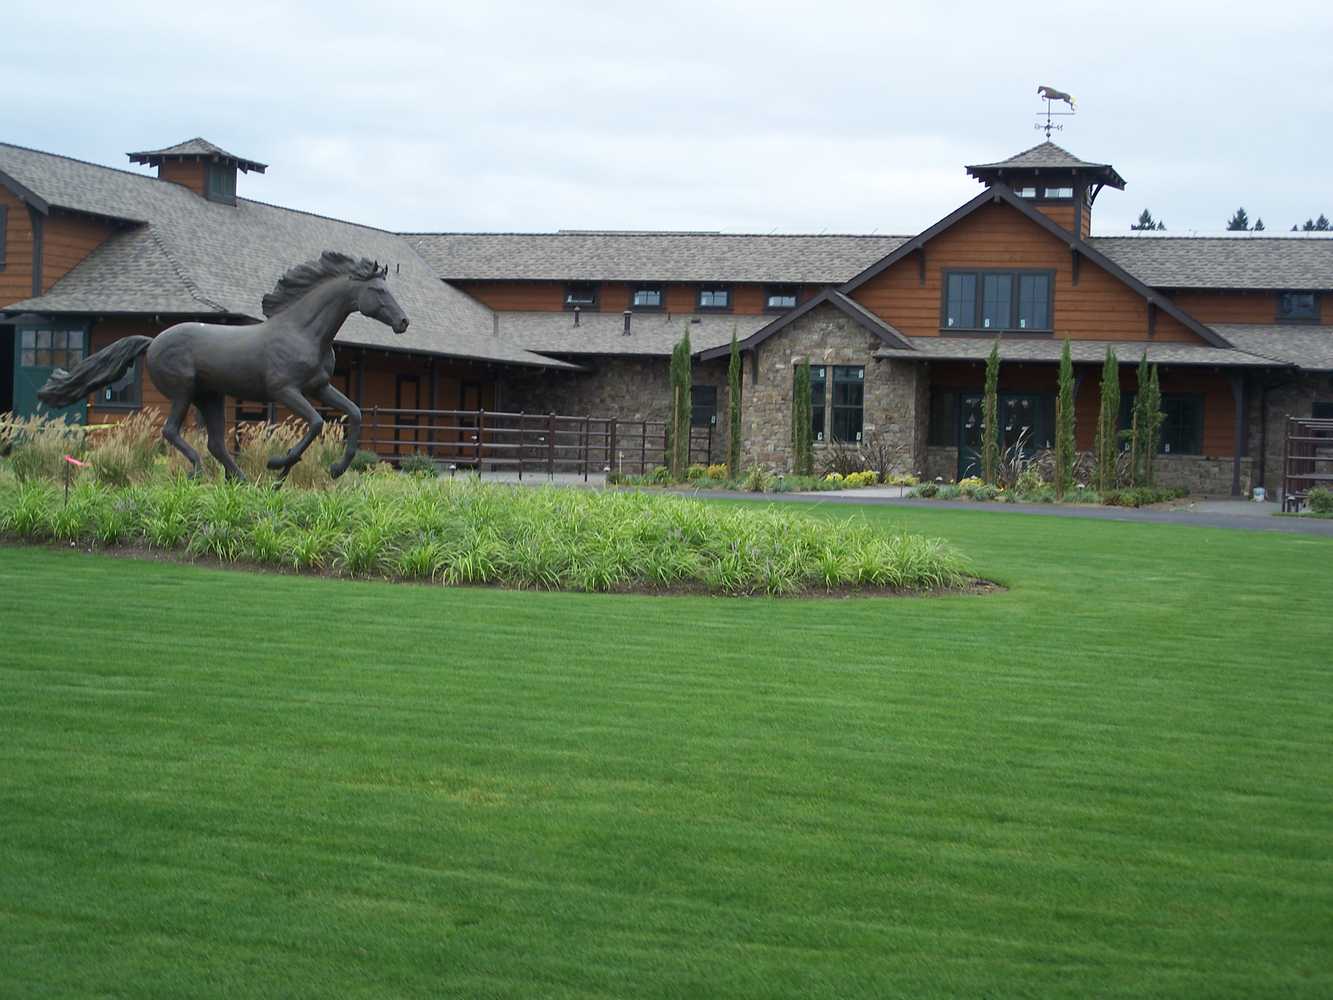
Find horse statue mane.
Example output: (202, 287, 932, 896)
(261, 251, 388, 317)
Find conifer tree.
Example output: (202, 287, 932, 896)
(1055, 338, 1076, 498)
(667, 328, 692, 479)
(1094, 347, 1120, 493)
(1143, 363, 1163, 486)
(1254, 218, 1266, 231)
(1131, 352, 1152, 486)
(981, 340, 1001, 484)
(791, 360, 813, 476)
(726, 328, 742, 475)
(1131, 209, 1159, 231)
(1225, 207, 1251, 231)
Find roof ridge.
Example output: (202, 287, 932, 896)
(147, 228, 229, 313)
(401, 231, 911, 239)
(0, 139, 184, 187)
(238, 195, 400, 236)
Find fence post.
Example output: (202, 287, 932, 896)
(609, 418, 618, 479)
(582, 415, 590, 482)
(707, 422, 714, 466)
(547, 412, 556, 478)
(518, 411, 525, 482)
(476, 408, 485, 473)
(640, 422, 647, 475)
(370, 405, 379, 458)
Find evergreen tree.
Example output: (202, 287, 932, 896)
(791, 360, 813, 477)
(1225, 207, 1251, 231)
(667, 328, 692, 479)
(1318, 214, 1331, 231)
(1253, 218, 1265, 231)
(1093, 347, 1120, 493)
(1131, 352, 1152, 486)
(981, 340, 1001, 485)
(1156, 220, 1166, 231)
(1131, 209, 1159, 231)
(1055, 338, 1076, 499)
(726, 327, 742, 476)
(1143, 363, 1163, 487)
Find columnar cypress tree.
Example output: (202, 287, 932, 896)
(1143, 362, 1163, 486)
(1094, 347, 1120, 493)
(792, 360, 813, 477)
(1130, 352, 1150, 486)
(727, 328, 742, 475)
(981, 340, 1000, 484)
(667, 328, 692, 479)
(1055, 338, 1075, 498)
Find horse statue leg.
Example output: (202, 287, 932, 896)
(266, 387, 325, 477)
(199, 394, 246, 481)
(162, 394, 204, 477)
(315, 383, 362, 478)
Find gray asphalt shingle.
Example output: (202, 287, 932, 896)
(1091, 235, 1333, 290)
(873, 337, 1278, 367)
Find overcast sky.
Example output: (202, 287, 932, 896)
(6, 1, 1332, 237)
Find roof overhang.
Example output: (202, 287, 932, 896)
(0, 166, 50, 214)
(697, 288, 915, 361)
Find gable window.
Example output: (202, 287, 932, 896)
(698, 286, 731, 311)
(1120, 392, 1204, 455)
(691, 384, 717, 426)
(943, 270, 1053, 333)
(766, 285, 799, 311)
(631, 285, 663, 310)
(1277, 291, 1319, 323)
(204, 164, 237, 204)
(564, 283, 598, 310)
(801, 366, 866, 444)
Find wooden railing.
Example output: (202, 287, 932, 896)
(1280, 417, 1333, 511)
(340, 407, 714, 479)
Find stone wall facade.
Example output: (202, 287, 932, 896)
(741, 304, 926, 475)
(1255, 372, 1333, 494)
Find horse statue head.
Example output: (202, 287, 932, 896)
(262, 251, 410, 334)
(352, 260, 410, 335)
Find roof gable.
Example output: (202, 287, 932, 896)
(696, 288, 914, 360)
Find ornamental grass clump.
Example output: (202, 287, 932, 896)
(0, 475, 974, 596)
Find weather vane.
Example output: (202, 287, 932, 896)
(1035, 85, 1076, 139)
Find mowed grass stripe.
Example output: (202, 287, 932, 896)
(1, 504, 1330, 998)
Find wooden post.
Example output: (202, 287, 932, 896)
(609, 418, 618, 478)
(582, 415, 590, 482)
(1229, 373, 1245, 497)
(518, 411, 525, 482)
(640, 421, 647, 475)
(477, 408, 485, 471)
(547, 412, 556, 478)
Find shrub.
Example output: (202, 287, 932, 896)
(349, 449, 380, 473)
(705, 463, 729, 480)
(1012, 463, 1045, 497)
(824, 472, 844, 484)
(686, 464, 707, 481)
(648, 465, 673, 485)
(843, 471, 877, 488)
(1102, 486, 1187, 508)
(1309, 487, 1333, 514)
(1, 413, 86, 484)
(937, 485, 962, 500)
(0, 477, 976, 596)
(969, 484, 999, 502)
(913, 482, 939, 498)
(399, 452, 439, 478)
(742, 464, 773, 493)
(87, 410, 162, 487)
(886, 473, 919, 487)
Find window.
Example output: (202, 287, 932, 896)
(19, 328, 85, 369)
(809, 365, 826, 442)
(205, 164, 237, 204)
(698, 286, 731, 311)
(631, 285, 663, 310)
(0, 204, 7, 271)
(1120, 392, 1204, 455)
(929, 390, 957, 446)
(1277, 291, 1319, 323)
(765, 285, 799, 311)
(1014, 186, 1038, 198)
(942, 270, 1053, 333)
(1314, 401, 1333, 420)
(1043, 186, 1074, 199)
(691, 385, 717, 426)
(100, 357, 141, 409)
(831, 365, 864, 443)
(564, 283, 598, 310)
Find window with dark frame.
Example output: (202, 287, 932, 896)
(765, 285, 799, 311)
(809, 365, 827, 442)
(205, 164, 236, 204)
(1277, 291, 1319, 323)
(928, 390, 957, 447)
(831, 365, 865, 443)
(100, 357, 142, 409)
(564, 283, 599, 310)
(697, 286, 731, 311)
(691, 384, 718, 426)
(18, 328, 85, 369)
(631, 285, 663, 310)
(943, 270, 1053, 333)
(1120, 392, 1204, 455)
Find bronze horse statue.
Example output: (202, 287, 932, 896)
(38, 251, 409, 480)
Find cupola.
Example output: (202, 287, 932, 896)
(128, 138, 267, 206)
(965, 141, 1125, 238)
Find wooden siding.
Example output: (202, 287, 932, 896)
(929, 360, 1240, 456)
(850, 201, 1205, 344)
(158, 161, 207, 196)
(41, 210, 115, 293)
(0, 186, 35, 305)
(1167, 289, 1333, 325)
(454, 280, 819, 315)
(1033, 202, 1078, 234)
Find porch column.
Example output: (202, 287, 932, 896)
(1229, 372, 1247, 497)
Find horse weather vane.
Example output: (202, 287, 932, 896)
(1035, 85, 1076, 138)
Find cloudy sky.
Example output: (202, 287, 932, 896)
(6, 1, 1331, 236)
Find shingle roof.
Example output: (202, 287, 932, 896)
(405, 232, 908, 283)
(496, 311, 772, 357)
(968, 141, 1107, 171)
(127, 137, 267, 173)
(872, 337, 1279, 368)
(1090, 235, 1333, 290)
(0, 142, 571, 369)
(1209, 324, 1333, 371)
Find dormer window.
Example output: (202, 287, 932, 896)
(1278, 291, 1319, 323)
(698, 285, 731, 311)
(205, 163, 237, 204)
(564, 283, 598, 310)
(631, 285, 663, 310)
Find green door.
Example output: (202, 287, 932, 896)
(13, 327, 87, 423)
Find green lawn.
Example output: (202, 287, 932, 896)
(2, 504, 1330, 999)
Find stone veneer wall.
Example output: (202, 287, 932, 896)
(1255, 372, 1333, 494)
(503, 356, 732, 467)
(741, 304, 925, 475)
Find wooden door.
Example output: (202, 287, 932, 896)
(395, 374, 420, 455)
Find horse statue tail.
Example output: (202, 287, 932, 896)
(37, 336, 153, 408)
